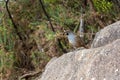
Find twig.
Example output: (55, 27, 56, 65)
(39, 0, 55, 32)
(5, 0, 23, 40)
(19, 69, 42, 80)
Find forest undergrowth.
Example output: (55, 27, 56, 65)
(0, 0, 120, 80)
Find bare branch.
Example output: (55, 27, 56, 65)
(39, 0, 55, 32)
(5, 0, 23, 40)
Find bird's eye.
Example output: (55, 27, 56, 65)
(66, 32, 69, 35)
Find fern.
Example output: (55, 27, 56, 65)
(93, 0, 113, 13)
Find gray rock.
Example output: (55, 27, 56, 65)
(38, 39, 120, 80)
(37, 21, 120, 80)
(91, 21, 120, 48)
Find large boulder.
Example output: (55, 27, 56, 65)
(91, 21, 120, 48)
(37, 21, 120, 80)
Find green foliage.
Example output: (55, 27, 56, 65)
(31, 51, 50, 68)
(87, 25, 98, 33)
(0, 24, 14, 51)
(46, 4, 77, 29)
(93, 0, 113, 13)
(43, 24, 55, 41)
(44, 0, 57, 4)
(66, 0, 81, 11)
(0, 0, 119, 79)
(0, 49, 14, 74)
(45, 31, 55, 41)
